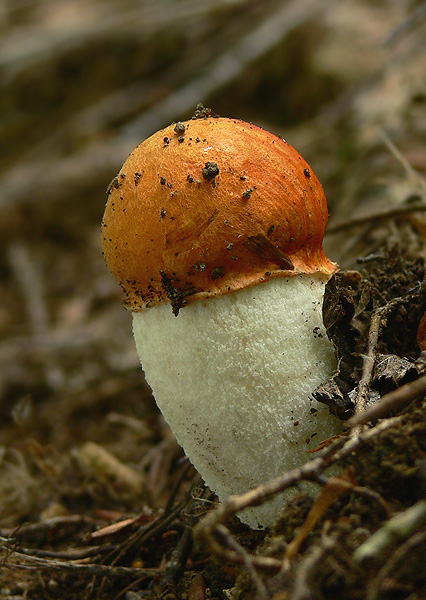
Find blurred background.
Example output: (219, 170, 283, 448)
(0, 0, 425, 532)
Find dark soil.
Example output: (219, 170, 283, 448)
(1, 1, 425, 599)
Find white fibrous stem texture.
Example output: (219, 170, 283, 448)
(132, 275, 341, 529)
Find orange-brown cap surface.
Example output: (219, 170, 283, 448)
(102, 117, 337, 314)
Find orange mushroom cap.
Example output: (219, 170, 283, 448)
(102, 117, 337, 314)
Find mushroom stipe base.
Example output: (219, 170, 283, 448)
(132, 275, 341, 529)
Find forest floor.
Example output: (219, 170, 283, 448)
(1, 1, 426, 598)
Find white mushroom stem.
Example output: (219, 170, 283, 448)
(132, 275, 341, 529)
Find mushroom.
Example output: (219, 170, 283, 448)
(102, 117, 342, 528)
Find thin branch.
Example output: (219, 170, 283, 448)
(0, 544, 157, 578)
(201, 523, 282, 571)
(196, 418, 401, 561)
(0, 515, 96, 541)
(353, 500, 426, 566)
(0, 0, 333, 211)
(215, 524, 271, 600)
(353, 296, 409, 419)
(8, 241, 50, 338)
(2, 543, 115, 561)
(0, 137, 131, 210)
(348, 373, 426, 427)
(384, 2, 426, 46)
(353, 310, 382, 418)
(327, 202, 426, 235)
(291, 533, 336, 600)
(327, 129, 426, 237)
(120, 0, 333, 140)
(377, 127, 426, 189)
(366, 530, 426, 600)
(1, 1, 245, 81)
(107, 493, 191, 567)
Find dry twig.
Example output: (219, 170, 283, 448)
(376, 127, 426, 190)
(0, 0, 332, 211)
(121, 0, 333, 140)
(348, 373, 426, 427)
(327, 202, 426, 235)
(162, 526, 193, 587)
(0, 538, 157, 578)
(366, 530, 426, 600)
(291, 532, 337, 600)
(196, 418, 401, 568)
(353, 296, 410, 419)
(285, 471, 356, 561)
(353, 500, 426, 566)
(353, 309, 383, 419)
(214, 524, 270, 600)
